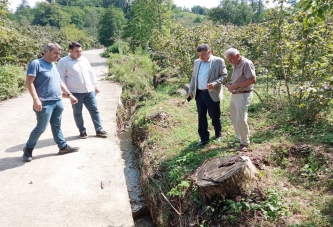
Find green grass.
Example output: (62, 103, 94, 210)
(109, 50, 333, 226)
(130, 77, 333, 226)
(174, 11, 207, 27)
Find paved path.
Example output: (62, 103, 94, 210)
(0, 49, 134, 227)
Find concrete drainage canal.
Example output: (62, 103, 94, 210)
(119, 130, 154, 227)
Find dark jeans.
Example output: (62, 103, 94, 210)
(71, 92, 102, 132)
(196, 90, 221, 142)
(26, 100, 67, 149)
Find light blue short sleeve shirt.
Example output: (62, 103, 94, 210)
(26, 59, 62, 101)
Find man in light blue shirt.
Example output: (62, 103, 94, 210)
(58, 41, 108, 139)
(23, 42, 80, 162)
(188, 44, 228, 146)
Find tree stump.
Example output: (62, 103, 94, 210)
(172, 83, 191, 96)
(195, 155, 257, 202)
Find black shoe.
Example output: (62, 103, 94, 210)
(58, 145, 79, 155)
(216, 136, 222, 141)
(23, 147, 33, 162)
(80, 131, 88, 139)
(96, 129, 108, 138)
(197, 141, 208, 146)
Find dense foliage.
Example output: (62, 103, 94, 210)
(208, 0, 266, 25)
(123, 0, 174, 49)
(0, 64, 25, 100)
(151, 3, 333, 124)
(98, 6, 126, 46)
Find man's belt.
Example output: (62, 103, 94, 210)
(197, 89, 209, 92)
(232, 90, 252, 94)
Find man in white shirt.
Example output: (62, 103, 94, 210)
(58, 41, 108, 139)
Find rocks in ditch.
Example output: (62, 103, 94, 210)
(195, 155, 258, 202)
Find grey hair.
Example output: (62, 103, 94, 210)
(197, 44, 210, 52)
(44, 42, 62, 52)
(225, 48, 240, 57)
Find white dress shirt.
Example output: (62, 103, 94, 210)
(57, 55, 98, 93)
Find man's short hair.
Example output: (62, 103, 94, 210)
(44, 42, 62, 52)
(69, 41, 82, 50)
(197, 44, 210, 52)
(225, 48, 240, 57)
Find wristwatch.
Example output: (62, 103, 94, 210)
(66, 93, 72, 97)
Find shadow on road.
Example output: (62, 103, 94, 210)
(5, 136, 80, 152)
(0, 153, 58, 172)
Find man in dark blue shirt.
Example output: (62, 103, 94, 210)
(23, 42, 80, 162)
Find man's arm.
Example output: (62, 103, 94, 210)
(227, 77, 256, 92)
(207, 58, 228, 90)
(60, 80, 78, 104)
(26, 76, 42, 112)
(87, 58, 99, 93)
(188, 63, 197, 98)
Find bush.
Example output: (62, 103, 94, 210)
(106, 48, 158, 122)
(101, 41, 130, 58)
(193, 16, 202, 23)
(0, 65, 25, 100)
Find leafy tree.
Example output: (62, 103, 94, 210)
(98, 6, 126, 46)
(100, 0, 127, 9)
(84, 7, 100, 36)
(248, 0, 266, 23)
(191, 5, 208, 15)
(0, 0, 9, 23)
(14, 0, 34, 25)
(123, 0, 173, 49)
(70, 0, 101, 7)
(32, 2, 71, 28)
(208, 0, 253, 26)
(61, 24, 95, 49)
(63, 6, 85, 28)
(300, 0, 333, 21)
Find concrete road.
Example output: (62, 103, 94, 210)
(0, 49, 134, 227)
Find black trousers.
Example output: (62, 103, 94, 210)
(196, 90, 222, 142)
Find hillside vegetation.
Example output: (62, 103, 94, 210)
(1, 0, 333, 226)
(104, 0, 333, 226)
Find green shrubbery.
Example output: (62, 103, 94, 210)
(101, 41, 130, 57)
(0, 65, 25, 100)
(106, 48, 159, 125)
(151, 7, 333, 124)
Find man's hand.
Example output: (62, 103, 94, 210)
(62, 93, 69, 98)
(69, 95, 78, 104)
(226, 82, 237, 92)
(95, 87, 100, 94)
(33, 99, 42, 112)
(207, 83, 215, 91)
(188, 93, 193, 99)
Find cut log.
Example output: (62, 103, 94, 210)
(195, 155, 257, 202)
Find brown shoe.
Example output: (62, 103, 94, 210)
(238, 144, 249, 151)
